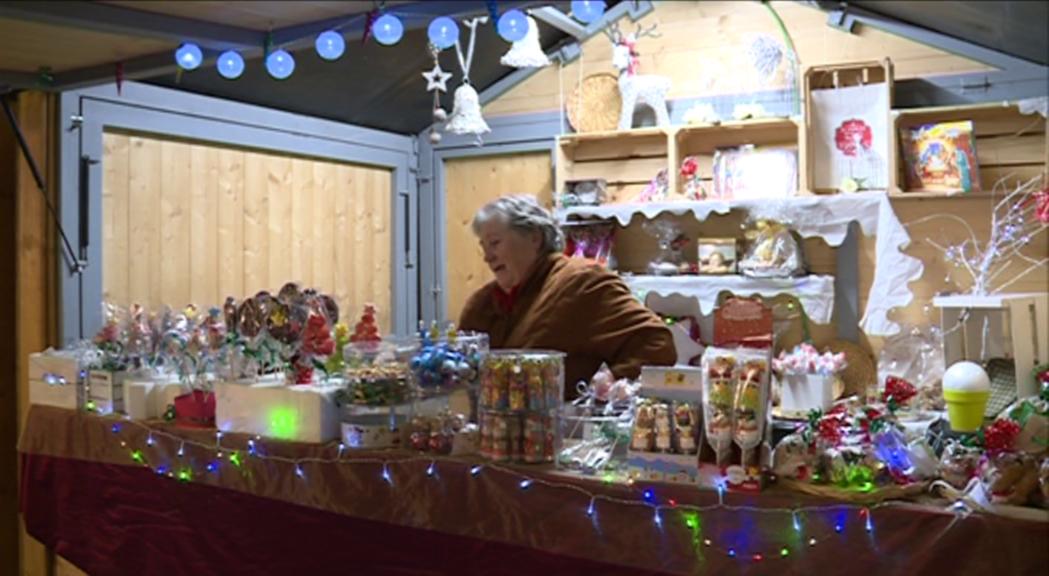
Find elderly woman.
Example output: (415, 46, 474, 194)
(459, 195, 676, 395)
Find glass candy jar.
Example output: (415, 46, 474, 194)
(478, 350, 565, 464)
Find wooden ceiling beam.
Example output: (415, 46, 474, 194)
(0, 0, 264, 50)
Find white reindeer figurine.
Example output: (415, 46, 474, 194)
(606, 22, 671, 130)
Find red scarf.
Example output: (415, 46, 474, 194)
(492, 284, 520, 314)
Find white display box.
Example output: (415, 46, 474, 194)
(779, 373, 835, 416)
(639, 365, 704, 401)
(216, 378, 342, 443)
(933, 293, 1049, 398)
(28, 351, 88, 410)
(88, 370, 127, 414)
(123, 377, 186, 420)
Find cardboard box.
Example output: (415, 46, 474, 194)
(628, 366, 704, 486)
(215, 378, 342, 443)
(123, 377, 187, 420)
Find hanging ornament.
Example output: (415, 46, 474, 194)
(422, 61, 452, 93)
(500, 15, 550, 68)
(486, 1, 500, 30)
(115, 62, 125, 96)
(446, 18, 490, 143)
(362, 9, 379, 46)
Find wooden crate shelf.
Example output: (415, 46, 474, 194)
(892, 102, 1048, 196)
(556, 128, 670, 207)
(672, 118, 800, 196)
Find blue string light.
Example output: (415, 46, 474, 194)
(864, 509, 873, 532)
(653, 508, 662, 528)
(587, 497, 596, 517)
(427, 461, 436, 477)
(643, 489, 655, 503)
(835, 523, 844, 533)
(382, 464, 393, 485)
(177, 441, 184, 458)
(792, 511, 801, 532)
(247, 439, 255, 456)
(295, 464, 305, 478)
(519, 479, 532, 490)
(206, 462, 217, 473)
(111, 424, 121, 433)
(728, 548, 736, 558)
(337, 443, 345, 458)
(470, 465, 482, 476)
(156, 465, 167, 475)
(146, 433, 154, 446)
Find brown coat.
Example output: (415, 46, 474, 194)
(459, 253, 676, 396)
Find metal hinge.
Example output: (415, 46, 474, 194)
(68, 114, 84, 131)
(430, 285, 443, 296)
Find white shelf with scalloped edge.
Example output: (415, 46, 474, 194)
(559, 191, 919, 338)
(624, 274, 836, 323)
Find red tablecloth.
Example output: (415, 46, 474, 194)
(18, 405, 1049, 576)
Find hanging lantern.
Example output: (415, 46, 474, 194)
(500, 16, 550, 68)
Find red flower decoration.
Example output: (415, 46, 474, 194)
(1033, 188, 1049, 224)
(680, 156, 699, 179)
(983, 419, 1020, 455)
(834, 119, 873, 157)
(881, 376, 917, 407)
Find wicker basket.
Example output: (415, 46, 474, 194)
(778, 477, 929, 504)
(566, 73, 621, 133)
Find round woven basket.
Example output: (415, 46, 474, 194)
(566, 73, 621, 133)
(824, 339, 877, 400)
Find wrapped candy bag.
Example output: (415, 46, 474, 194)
(94, 302, 129, 371)
(739, 219, 804, 278)
(702, 347, 738, 465)
(877, 325, 946, 411)
(734, 354, 770, 465)
(643, 219, 691, 276)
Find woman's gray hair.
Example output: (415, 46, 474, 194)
(472, 195, 564, 254)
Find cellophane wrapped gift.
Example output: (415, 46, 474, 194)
(560, 368, 639, 474)
(479, 350, 565, 464)
(643, 219, 691, 276)
(739, 219, 805, 278)
(563, 222, 616, 269)
(712, 146, 797, 200)
(877, 325, 946, 411)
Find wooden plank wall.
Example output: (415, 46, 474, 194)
(484, 1, 990, 117)
(103, 132, 394, 332)
(443, 152, 554, 322)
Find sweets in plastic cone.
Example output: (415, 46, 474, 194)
(942, 361, 990, 432)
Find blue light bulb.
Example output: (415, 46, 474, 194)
(315, 30, 345, 61)
(266, 49, 295, 80)
(216, 50, 244, 79)
(373, 13, 404, 46)
(570, 0, 607, 24)
(497, 10, 528, 43)
(175, 43, 203, 70)
(427, 17, 459, 50)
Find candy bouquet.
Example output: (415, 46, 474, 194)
(773, 343, 847, 416)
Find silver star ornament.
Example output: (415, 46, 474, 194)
(422, 62, 452, 93)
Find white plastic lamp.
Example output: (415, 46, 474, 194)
(373, 13, 404, 46)
(266, 49, 295, 80)
(315, 30, 345, 61)
(216, 51, 245, 79)
(175, 43, 203, 70)
(427, 17, 459, 50)
(497, 9, 528, 43)
(570, 0, 607, 24)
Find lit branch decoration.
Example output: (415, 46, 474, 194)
(907, 177, 1048, 295)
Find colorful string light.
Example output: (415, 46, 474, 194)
(99, 417, 950, 563)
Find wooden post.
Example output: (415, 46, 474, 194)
(0, 90, 60, 576)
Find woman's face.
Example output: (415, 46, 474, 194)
(477, 219, 542, 291)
